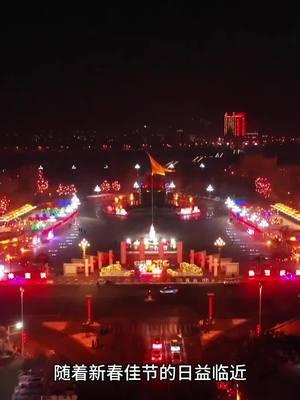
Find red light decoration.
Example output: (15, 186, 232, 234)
(248, 269, 255, 277)
(100, 180, 111, 193)
(56, 184, 77, 196)
(36, 169, 49, 194)
(255, 177, 272, 199)
(0, 196, 10, 216)
(111, 180, 121, 192)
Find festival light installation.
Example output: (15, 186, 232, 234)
(255, 177, 272, 198)
(0, 204, 36, 222)
(272, 203, 300, 222)
(0, 196, 10, 215)
(100, 180, 111, 193)
(56, 184, 77, 196)
(36, 169, 49, 194)
(112, 180, 121, 192)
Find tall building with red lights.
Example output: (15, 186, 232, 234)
(224, 112, 246, 137)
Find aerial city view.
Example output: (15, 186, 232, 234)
(1, 4, 300, 400)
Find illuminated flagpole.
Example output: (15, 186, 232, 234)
(151, 173, 154, 225)
(147, 152, 173, 228)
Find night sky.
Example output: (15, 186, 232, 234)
(1, 4, 300, 136)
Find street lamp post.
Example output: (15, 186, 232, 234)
(79, 238, 90, 259)
(214, 237, 226, 274)
(206, 184, 214, 197)
(134, 163, 140, 179)
(20, 287, 24, 357)
(7, 321, 23, 351)
(257, 282, 263, 336)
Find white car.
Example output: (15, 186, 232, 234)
(160, 286, 178, 294)
(18, 376, 42, 385)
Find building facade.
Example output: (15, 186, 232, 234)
(224, 112, 246, 137)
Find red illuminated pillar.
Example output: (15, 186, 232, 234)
(190, 249, 195, 264)
(207, 292, 215, 321)
(120, 241, 127, 265)
(97, 251, 103, 270)
(158, 241, 164, 260)
(177, 241, 183, 264)
(89, 255, 94, 273)
(242, 114, 246, 136)
(139, 241, 145, 261)
(86, 294, 93, 324)
(236, 116, 240, 137)
(108, 249, 113, 265)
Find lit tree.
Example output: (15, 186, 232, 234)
(56, 184, 77, 196)
(111, 180, 121, 192)
(255, 177, 272, 198)
(36, 169, 49, 194)
(100, 180, 111, 193)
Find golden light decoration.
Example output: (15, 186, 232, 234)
(0, 204, 36, 223)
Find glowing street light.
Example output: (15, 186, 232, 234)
(214, 237, 226, 271)
(199, 163, 205, 168)
(94, 185, 101, 194)
(214, 237, 226, 253)
(134, 163, 140, 179)
(15, 321, 23, 330)
(206, 184, 214, 193)
(79, 238, 90, 259)
(7, 321, 23, 350)
(133, 181, 140, 189)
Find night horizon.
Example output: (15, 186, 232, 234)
(1, 5, 300, 135)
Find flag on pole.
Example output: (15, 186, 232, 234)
(148, 153, 174, 176)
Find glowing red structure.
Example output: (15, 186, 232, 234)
(224, 112, 246, 137)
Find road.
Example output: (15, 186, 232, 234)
(1, 283, 300, 399)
